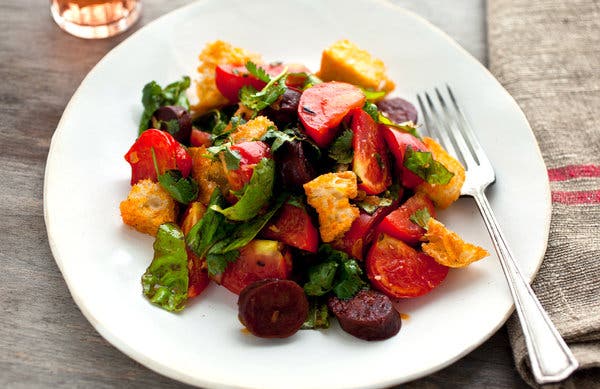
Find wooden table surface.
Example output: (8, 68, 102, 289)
(0, 0, 528, 387)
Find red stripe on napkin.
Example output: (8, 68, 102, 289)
(548, 165, 600, 181)
(552, 190, 600, 204)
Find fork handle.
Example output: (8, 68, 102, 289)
(473, 191, 578, 384)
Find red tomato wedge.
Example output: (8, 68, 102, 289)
(377, 193, 436, 246)
(187, 248, 210, 299)
(381, 126, 428, 188)
(225, 141, 272, 191)
(124, 129, 192, 185)
(261, 203, 319, 253)
(221, 240, 292, 295)
(332, 192, 401, 260)
(298, 82, 366, 147)
(351, 109, 392, 195)
(366, 233, 448, 298)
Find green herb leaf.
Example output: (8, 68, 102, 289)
(361, 88, 386, 101)
(409, 208, 431, 230)
(304, 261, 339, 296)
(141, 223, 188, 312)
(239, 67, 288, 112)
(261, 127, 297, 152)
(245, 61, 271, 83)
(222, 148, 242, 170)
(212, 158, 275, 221)
(404, 147, 454, 185)
(157, 170, 199, 205)
(302, 299, 330, 329)
(139, 76, 190, 134)
(363, 102, 379, 121)
(186, 190, 233, 258)
(205, 250, 239, 277)
(293, 72, 323, 90)
(333, 258, 366, 299)
(378, 113, 420, 138)
(328, 129, 353, 164)
(357, 196, 393, 214)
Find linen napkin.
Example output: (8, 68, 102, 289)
(487, 0, 600, 387)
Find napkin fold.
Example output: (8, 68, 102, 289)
(487, 0, 600, 387)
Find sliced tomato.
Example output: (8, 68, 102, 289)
(377, 193, 436, 246)
(190, 128, 212, 147)
(298, 82, 366, 147)
(332, 192, 401, 260)
(351, 109, 392, 195)
(187, 248, 210, 299)
(221, 240, 292, 295)
(381, 126, 428, 188)
(124, 128, 192, 185)
(224, 141, 272, 191)
(215, 64, 268, 102)
(260, 202, 319, 253)
(366, 233, 449, 298)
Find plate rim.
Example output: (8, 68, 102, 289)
(43, 0, 552, 387)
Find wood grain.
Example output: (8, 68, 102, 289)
(0, 0, 526, 387)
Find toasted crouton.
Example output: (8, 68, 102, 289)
(416, 137, 466, 209)
(120, 180, 177, 236)
(318, 39, 395, 95)
(188, 146, 230, 205)
(422, 218, 489, 268)
(230, 116, 275, 143)
(191, 40, 261, 116)
(304, 171, 360, 242)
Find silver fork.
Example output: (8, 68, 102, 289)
(417, 86, 578, 385)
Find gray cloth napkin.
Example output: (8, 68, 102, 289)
(487, 0, 600, 387)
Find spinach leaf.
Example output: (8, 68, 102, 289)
(139, 76, 190, 134)
(404, 147, 454, 185)
(141, 223, 189, 312)
(302, 299, 330, 329)
(211, 158, 275, 221)
(328, 129, 353, 164)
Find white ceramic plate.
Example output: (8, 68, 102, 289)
(44, 0, 551, 388)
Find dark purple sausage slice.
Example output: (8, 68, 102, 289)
(238, 279, 309, 338)
(377, 97, 418, 124)
(276, 141, 318, 190)
(328, 289, 401, 341)
(151, 105, 192, 144)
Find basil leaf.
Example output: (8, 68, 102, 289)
(302, 299, 331, 329)
(212, 158, 275, 221)
(139, 76, 190, 134)
(404, 147, 454, 185)
(157, 170, 199, 205)
(363, 102, 379, 121)
(141, 223, 188, 312)
(186, 190, 233, 258)
(328, 129, 353, 164)
(378, 113, 420, 138)
(245, 61, 271, 82)
(304, 261, 338, 296)
(410, 208, 431, 229)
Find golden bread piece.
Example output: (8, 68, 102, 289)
(304, 171, 360, 242)
(188, 146, 230, 205)
(318, 39, 395, 95)
(120, 180, 177, 236)
(422, 218, 489, 268)
(191, 40, 261, 116)
(230, 115, 275, 144)
(416, 137, 466, 209)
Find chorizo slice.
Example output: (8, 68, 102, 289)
(238, 279, 308, 338)
(328, 289, 401, 341)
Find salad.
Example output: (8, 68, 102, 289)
(120, 39, 489, 340)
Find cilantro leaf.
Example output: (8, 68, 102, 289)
(245, 61, 271, 83)
(261, 126, 322, 158)
(141, 223, 188, 312)
(404, 147, 454, 185)
(302, 299, 330, 329)
(328, 129, 353, 164)
(409, 208, 431, 229)
(211, 158, 275, 221)
(205, 250, 239, 277)
(222, 148, 242, 170)
(304, 261, 338, 296)
(333, 258, 366, 299)
(363, 102, 379, 121)
(157, 170, 199, 205)
(139, 76, 190, 134)
(239, 67, 288, 112)
(378, 112, 420, 138)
